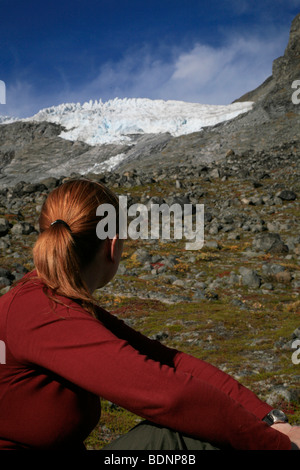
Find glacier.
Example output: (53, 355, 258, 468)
(0, 97, 254, 176)
(0, 115, 18, 124)
(23, 97, 254, 146)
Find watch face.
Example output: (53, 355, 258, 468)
(272, 410, 288, 421)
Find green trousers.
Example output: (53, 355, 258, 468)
(102, 421, 220, 450)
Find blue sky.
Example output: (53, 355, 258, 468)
(0, 0, 299, 117)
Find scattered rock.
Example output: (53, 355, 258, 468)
(277, 190, 297, 201)
(0, 218, 10, 236)
(261, 263, 285, 275)
(231, 298, 248, 310)
(252, 233, 289, 254)
(239, 267, 262, 288)
(10, 222, 36, 235)
(266, 386, 300, 407)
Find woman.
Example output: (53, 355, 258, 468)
(0, 178, 299, 450)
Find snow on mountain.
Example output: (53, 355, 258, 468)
(0, 115, 18, 124)
(25, 97, 254, 146)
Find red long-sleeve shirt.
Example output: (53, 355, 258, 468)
(0, 271, 292, 450)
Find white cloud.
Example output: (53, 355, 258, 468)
(73, 27, 289, 106)
(162, 31, 288, 104)
(172, 44, 228, 83)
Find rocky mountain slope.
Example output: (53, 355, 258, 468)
(0, 138, 299, 446)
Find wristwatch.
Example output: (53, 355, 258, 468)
(263, 409, 289, 426)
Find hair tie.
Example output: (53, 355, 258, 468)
(50, 219, 71, 232)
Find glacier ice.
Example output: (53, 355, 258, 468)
(22, 97, 254, 146)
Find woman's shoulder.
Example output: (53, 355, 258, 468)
(1, 269, 39, 306)
(1, 269, 90, 324)
(1, 270, 45, 306)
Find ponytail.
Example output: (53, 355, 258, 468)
(31, 179, 120, 316)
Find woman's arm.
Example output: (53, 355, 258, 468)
(95, 306, 273, 419)
(6, 296, 292, 450)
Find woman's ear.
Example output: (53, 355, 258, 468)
(109, 235, 123, 264)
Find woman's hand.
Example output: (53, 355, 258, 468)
(271, 423, 300, 449)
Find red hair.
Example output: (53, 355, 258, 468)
(32, 178, 120, 315)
